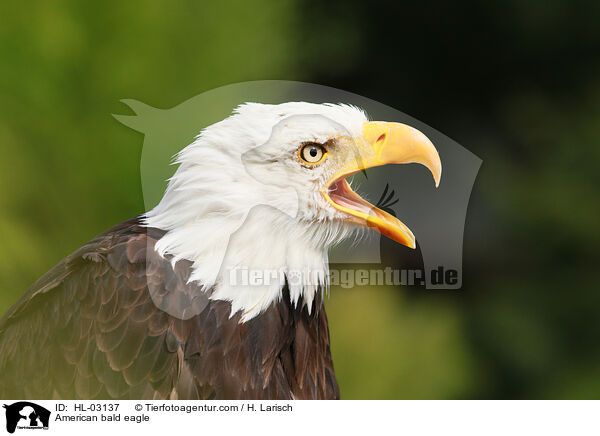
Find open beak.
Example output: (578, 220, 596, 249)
(321, 121, 441, 249)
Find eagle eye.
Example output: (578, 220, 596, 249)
(298, 143, 327, 165)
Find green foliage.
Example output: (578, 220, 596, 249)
(326, 286, 483, 399)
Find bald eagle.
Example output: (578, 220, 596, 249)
(0, 102, 440, 400)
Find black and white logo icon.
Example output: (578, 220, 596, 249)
(2, 402, 50, 434)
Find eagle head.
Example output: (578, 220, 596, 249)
(145, 102, 441, 321)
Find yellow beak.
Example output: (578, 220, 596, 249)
(321, 121, 442, 248)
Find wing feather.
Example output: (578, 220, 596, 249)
(0, 217, 340, 399)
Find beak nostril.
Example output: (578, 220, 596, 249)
(377, 133, 386, 143)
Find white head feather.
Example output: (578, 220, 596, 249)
(144, 102, 369, 321)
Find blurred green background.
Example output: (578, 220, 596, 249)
(1, 0, 599, 399)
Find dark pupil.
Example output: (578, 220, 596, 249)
(309, 147, 318, 157)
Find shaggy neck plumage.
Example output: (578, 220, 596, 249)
(145, 202, 353, 321)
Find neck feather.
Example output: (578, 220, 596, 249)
(144, 204, 353, 321)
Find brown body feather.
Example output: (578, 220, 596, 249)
(0, 218, 339, 399)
